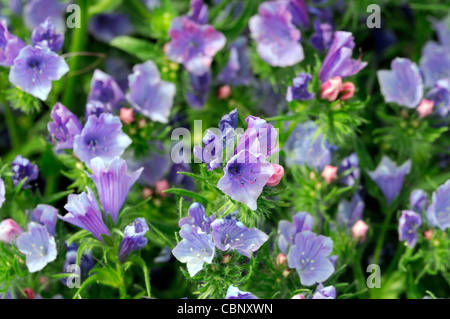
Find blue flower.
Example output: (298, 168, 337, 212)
(420, 42, 450, 87)
(118, 218, 149, 262)
(193, 129, 223, 171)
(286, 73, 315, 102)
(47, 102, 83, 150)
(89, 157, 143, 225)
(179, 202, 215, 234)
(88, 13, 133, 43)
(312, 284, 336, 299)
(337, 194, 364, 229)
(0, 19, 26, 67)
(16, 223, 57, 273)
(287, 231, 335, 286)
(29, 204, 58, 236)
(211, 218, 269, 258)
(426, 179, 450, 230)
(88, 69, 125, 111)
(9, 45, 69, 100)
(0, 178, 4, 209)
(11, 155, 39, 189)
(430, 13, 450, 47)
(225, 285, 258, 299)
(409, 189, 428, 214)
(339, 153, 360, 187)
(368, 156, 411, 205)
(61, 242, 95, 285)
(31, 18, 64, 52)
(217, 37, 252, 86)
(73, 113, 132, 167)
(235, 116, 279, 158)
(85, 100, 112, 119)
(377, 57, 423, 108)
(23, 0, 66, 33)
(277, 212, 314, 254)
(398, 210, 422, 248)
(186, 70, 211, 109)
(426, 78, 450, 118)
(60, 187, 111, 242)
(310, 19, 333, 52)
(188, 0, 208, 25)
(172, 224, 215, 277)
(126, 60, 176, 123)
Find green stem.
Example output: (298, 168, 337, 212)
(373, 206, 396, 265)
(129, 0, 152, 20)
(62, 0, 88, 111)
(4, 104, 20, 151)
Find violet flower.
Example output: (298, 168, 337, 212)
(188, 0, 208, 24)
(310, 19, 333, 52)
(287, 231, 335, 286)
(16, 223, 57, 273)
(0, 178, 5, 209)
(29, 204, 58, 236)
(337, 194, 364, 229)
(0, 20, 26, 67)
(426, 78, 450, 118)
(186, 70, 211, 108)
(368, 156, 411, 205)
(193, 129, 223, 170)
(73, 113, 132, 167)
(210, 218, 269, 257)
(61, 242, 95, 285)
(164, 16, 226, 76)
(126, 60, 176, 123)
(88, 69, 125, 111)
(179, 202, 215, 234)
(85, 100, 112, 119)
(377, 57, 424, 108)
(419, 41, 450, 87)
(312, 284, 336, 299)
(318, 31, 367, 82)
(217, 37, 252, 86)
(426, 179, 450, 230)
(430, 14, 450, 47)
(31, 18, 64, 52)
(286, 0, 309, 28)
(172, 224, 215, 277)
(277, 212, 314, 254)
(23, 0, 66, 33)
(47, 102, 83, 150)
(89, 156, 143, 225)
(235, 116, 279, 158)
(286, 73, 315, 101)
(249, 1, 304, 67)
(9, 45, 69, 101)
(339, 153, 360, 187)
(11, 155, 39, 188)
(118, 218, 149, 262)
(225, 285, 258, 299)
(217, 150, 274, 210)
(409, 189, 428, 214)
(60, 187, 111, 242)
(398, 210, 422, 248)
(88, 13, 133, 43)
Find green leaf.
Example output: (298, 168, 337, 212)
(110, 36, 160, 62)
(88, 0, 123, 16)
(163, 188, 209, 204)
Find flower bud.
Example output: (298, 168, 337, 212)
(276, 253, 287, 267)
(321, 165, 338, 184)
(142, 187, 153, 199)
(266, 164, 284, 187)
(339, 82, 355, 100)
(416, 99, 434, 118)
(217, 85, 231, 99)
(292, 294, 306, 299)
(321, 76, 343, 101)
(352, 220, 369, 243)
(0, 219, 23, 244)
(424, 229, 433, 240)
(155, 180, 169, 198)
(120, 108, 135, 125)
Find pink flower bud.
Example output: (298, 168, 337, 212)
(321, 76, 343, 101)
(339, 82, 355, 100)
(120, 108, 135, 125)
(291, 294, 306, 299)
(321, 165, 338, 184)
(424, 229, 433, 240)
(276, 253, 287, 267)
(0, 219, 23, 244)
(217, 85, 231, 99)
(222, 254, 231, 264)
(416, 99, 434, 118)
(142, 187, 153, 199)
(352, 220, 369, 243)
(23, 288, 35, 299)
(155, 180, 169, 198)
(266, 164, 285, 187)
(282, 269, 290, 277)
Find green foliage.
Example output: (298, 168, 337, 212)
(5, 87, 42, 114)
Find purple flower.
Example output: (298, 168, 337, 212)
(217, 37, 252, 86)
(219, 108, 238, 133)
(11, 155, 39, 188)
(31, 18, 64, 52)
(310, 19, 333, 52)
(89, 156, 143, 225)
(277, 212, 314, 254)
(284, 121, 332, 170)
(430, 14, 450, 47)
(249, 1, 304, 67)
(85, 100, 112, 119)
(126, 60, 176, 123)
(337, 194, 364, 229)
(88, 13, 133, 43)
(73, 113, 132, 167)
(312, 284, 336, 299)
(286, 0, 309, 28)
(193, 129, 223, 170)
(287, 231, 335, 286)
(377, 57, 423, 108)
(217, 150, 274, 210)
(398, 210, 422, 248)
(126, 147, 170, 187)
(0, 20, 26, 67)
(368, 156, 411, 205)
(118, 218, 149, 262)
(172, 224, 215, 277)
(16, 223, 57, 273)
(211, 218, 269, 257)
(188, 0, 208, 24)
(9, 45, 69, 101)
(319, 31, 367, 82)
(23, 0, 66, 33)
(61, 242, 94, 285)
(60, 187, 111, 242)
(225, 285, 258, 299)
(236, 116, 280, 158)
(0, 178, 5, 208)
(169, 163, 195, 192)
(426, 180, 450, 230)
(88, 69, 125, 111)
(286, 72, 315, 101)
(164, 16, 226, 76)
(409, 189, 428, 214)
(186, 70, 211, 108)
(426, 78, 450, 118)
(47, 102, 83, 150)
(419, 42, 450, 87)
(179, 202, 215, 234)
(339, 153, 360, 187)
(29, 204, 58, 236)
